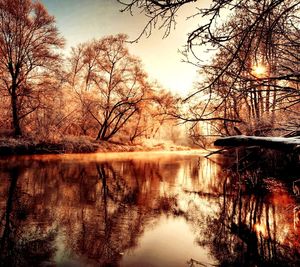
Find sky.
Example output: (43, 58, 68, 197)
(41, 0, 212, 96)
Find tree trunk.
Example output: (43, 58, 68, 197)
(271, 85, 277, 126)
(214, 135, 300, 151)
(265, 83, 270, 114)
(257, 85, 263, 118)
(96, 122, 108, 141)
(253, 87, 260, 120)
(11, 88, 22, 137)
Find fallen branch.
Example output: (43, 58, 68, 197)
(204, 148, 227, 158)
(214, 135, 300, 152)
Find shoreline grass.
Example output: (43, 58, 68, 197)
(0, 137, 192, 156)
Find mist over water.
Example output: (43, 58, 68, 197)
(0, 152, 299, 266)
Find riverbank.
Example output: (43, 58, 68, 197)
(0, 137, 191, 156)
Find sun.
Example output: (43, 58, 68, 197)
(251, 63, 267, 78)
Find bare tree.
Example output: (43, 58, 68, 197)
(119, 0, 300, 136)
(125, 88, 177, 143)
(0, 0, 64, 137)
(69, 34, 151, 141)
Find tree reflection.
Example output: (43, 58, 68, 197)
(0, 156, 186, 266)
(72, 163, 143, 265)
(0, 166, 57, 267)
(0, 154, 298, 266)
(194, 155, 300, 267)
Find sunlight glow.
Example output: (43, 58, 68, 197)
(251, 63, 267, 78)
(254, 222, 266, 236)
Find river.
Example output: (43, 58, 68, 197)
(0, 151, 299, 266)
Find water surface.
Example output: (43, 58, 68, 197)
(0, 151, 299, 266)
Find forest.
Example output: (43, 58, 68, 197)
(0, 0, 299, 153)
(0, 1, 299, 266)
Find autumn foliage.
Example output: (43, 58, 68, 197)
(0, 0, 177, 143)
(1, 0, 299, 147)
(0, 0, 64, 137)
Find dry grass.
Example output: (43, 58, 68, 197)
(0, 136, 98, 155)
(0, 136, 192, 156)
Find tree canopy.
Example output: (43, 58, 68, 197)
(0, 0, 64, 136)
(119, 0, 300, 137)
